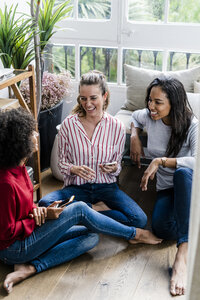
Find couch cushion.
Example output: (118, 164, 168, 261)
(187, 92, 200, 118)
(122, 64, 200, 111)
(194, 81, 200, 93)
(115, 109, 132, 134)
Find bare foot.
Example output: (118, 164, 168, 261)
(129, 228, 163, 245)
(170, 242, 187, 296)
(3, 264, 36, 294)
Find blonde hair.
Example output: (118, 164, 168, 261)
(72, 70, 110, 116)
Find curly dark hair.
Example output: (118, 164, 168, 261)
(145, 76, 193, 157)
(0, 108, 36, 169)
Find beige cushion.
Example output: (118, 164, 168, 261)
(123, 64, 200, 111)
(50, 124, 63, 181)
(115, 109, 132, 134)
(194, 81, 200, 93)
(187, 92, 200, 118)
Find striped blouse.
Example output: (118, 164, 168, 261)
(58, 112, 126, 186)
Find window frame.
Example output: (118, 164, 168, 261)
(51, 0, 200, 83)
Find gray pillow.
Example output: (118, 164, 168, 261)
(122, 64, 200, 111)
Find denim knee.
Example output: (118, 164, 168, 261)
(84, 233, 99, 250)
(131, 211, 147, 228)
(173, 167, 193, 185)
(38, 198, 52, 207)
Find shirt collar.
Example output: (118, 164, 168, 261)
(1, 165, 26, 175)
(75, 111, 109, 123)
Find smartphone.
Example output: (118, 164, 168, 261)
(57, 195, 75, 208)
(103, 161, 117, 166)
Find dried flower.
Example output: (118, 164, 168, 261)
(20, 71, 72, 111)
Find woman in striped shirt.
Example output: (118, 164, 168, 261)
(39, 71, 159, 243)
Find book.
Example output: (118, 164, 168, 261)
(0, 68, 14, 81)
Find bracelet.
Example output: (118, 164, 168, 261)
(161, 157, 167, 168)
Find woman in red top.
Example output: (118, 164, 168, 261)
(0, 108, 161, 294)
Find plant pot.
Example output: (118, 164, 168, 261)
(38, 100, 64, 171)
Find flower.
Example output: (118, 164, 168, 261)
(20, 71, 72, 111)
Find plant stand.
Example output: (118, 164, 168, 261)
(0, 65, 42, 201)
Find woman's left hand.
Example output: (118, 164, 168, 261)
(99, 162, 118, 174)
(46, 201, 65, 220)
(29, 207, 47, 226)
(140, 158, 160, 191)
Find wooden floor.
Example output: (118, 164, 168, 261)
(0, 165, 186, 300)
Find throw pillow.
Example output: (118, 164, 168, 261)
(194, 81, 200, 93)
(187, 92, 200, 118)
(123, 64, 200, 111)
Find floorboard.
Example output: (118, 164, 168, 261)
(0, 165, 184, 299)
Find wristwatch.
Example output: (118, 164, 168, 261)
(161, 157, 167, 168)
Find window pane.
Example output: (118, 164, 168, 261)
(167, 52, 200, 71)
(169, 0, 200, 23)
(80, 47, 117, 82)
(123, 49, 163, 82)
(45, 45, 75, 78)
(78, 0, 111, 19)
(55, 0, 74, 18)
(128, 0, 165, 22)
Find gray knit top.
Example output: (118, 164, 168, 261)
(131, 108, 198, 191)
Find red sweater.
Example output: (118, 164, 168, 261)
(0, 165, 36, 250)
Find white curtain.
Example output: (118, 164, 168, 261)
(187, 116, 200, 299)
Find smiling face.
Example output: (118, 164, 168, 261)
(79, 84, 107, 118)
(148, 86, 171, 125)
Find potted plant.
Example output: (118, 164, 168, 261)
(20, 70, 72, 171)
(0, 1, 73, 170)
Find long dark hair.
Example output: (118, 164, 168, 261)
(72, 70, 110, 116)
(145, 77, 193, 157)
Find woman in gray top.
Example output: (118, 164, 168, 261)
(130, 77, 198, 297)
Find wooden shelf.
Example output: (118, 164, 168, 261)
(0, 98, 20, 110)
(0, 65, 42, 201)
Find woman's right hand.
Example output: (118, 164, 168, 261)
(46, 201, 65, 219)
(130, 135, 145, 168)
(70, 165, 96, 181)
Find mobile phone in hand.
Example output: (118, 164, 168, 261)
(57, 195, 75, 208)
(103, 161, 117, 166)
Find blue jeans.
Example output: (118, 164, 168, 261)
(39, 183, 147, 227)
(0, 202, 136, 273)
(152, 168, 193, 246)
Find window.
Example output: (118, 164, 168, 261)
(45, 44, 75, 77)
(128, 0, 165, 22)
(169, 0, 200, 23)
(48, 0, 200, 84)
(167, 52, 200, 71)
(128, 0, 200, 24)
(80, 46, 117, 82)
